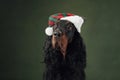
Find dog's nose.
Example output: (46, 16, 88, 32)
(53, 31, 61, 37)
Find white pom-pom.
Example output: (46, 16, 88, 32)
(45, 27, 53, 36)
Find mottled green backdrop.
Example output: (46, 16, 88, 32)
(1, 0, 120, 80)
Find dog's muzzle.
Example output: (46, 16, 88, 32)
(52, 28, 68, 59)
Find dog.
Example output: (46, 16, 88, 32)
(43, 13, 86, 80)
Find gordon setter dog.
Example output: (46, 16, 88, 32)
(43, 18, 86, 80)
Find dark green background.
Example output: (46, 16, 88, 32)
(1, 0, 120, 80)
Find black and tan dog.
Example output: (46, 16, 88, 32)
(43, 13, 86, 80)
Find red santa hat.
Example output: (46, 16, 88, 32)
(45, 13, 84, 36)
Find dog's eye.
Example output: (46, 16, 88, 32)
(67, 26, 72, 30)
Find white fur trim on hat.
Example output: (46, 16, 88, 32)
(60, 15, 84, 33)
(45, 27, 53, 36)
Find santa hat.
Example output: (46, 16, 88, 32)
(45, 13, 84, 36)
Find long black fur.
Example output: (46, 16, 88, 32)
(43, 23, 86, 80)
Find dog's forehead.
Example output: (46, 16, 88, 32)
(56, 20, 71, 27)
(59, 20, 70, 25)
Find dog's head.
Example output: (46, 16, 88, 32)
(52, 20, 77, 58)
(45, 13, 84, 58)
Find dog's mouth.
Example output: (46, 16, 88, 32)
(52, 34, 68, 58)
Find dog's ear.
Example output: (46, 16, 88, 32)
(44, 36, 52, 51)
